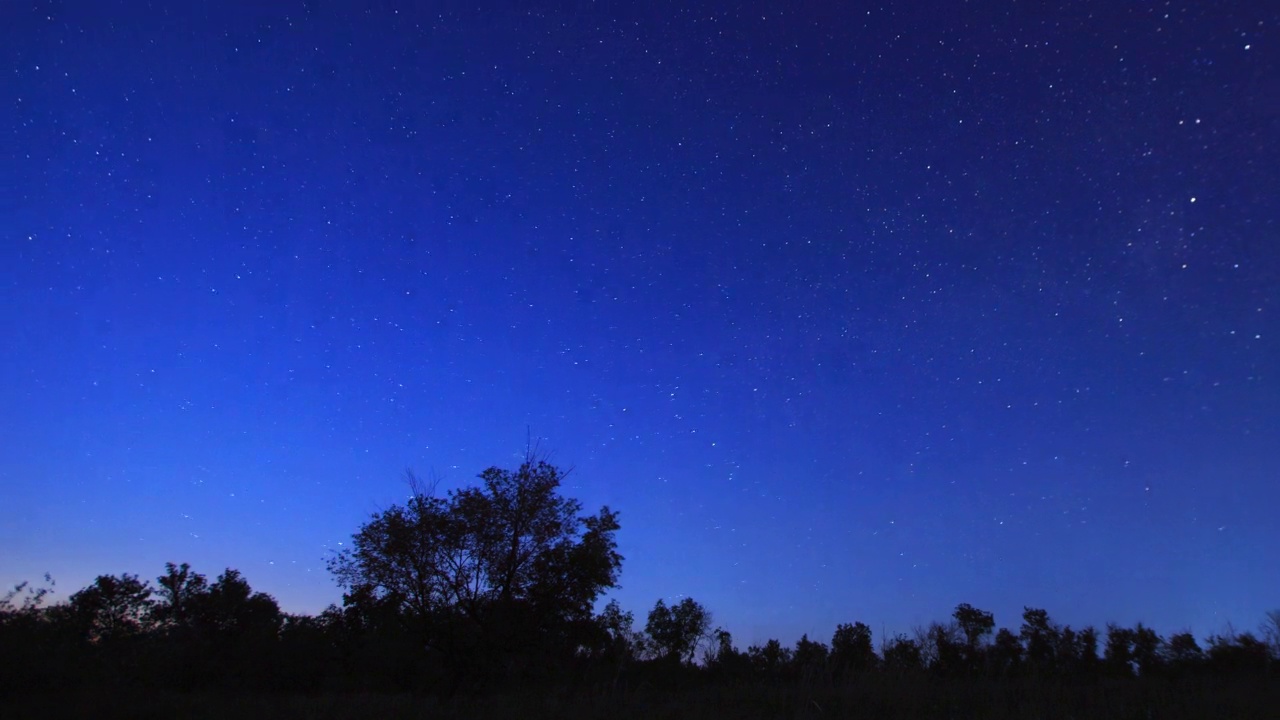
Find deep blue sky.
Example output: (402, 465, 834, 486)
(3, 0, 1278, 647)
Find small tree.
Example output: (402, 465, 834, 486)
(1165, 631, 1205, 673)
(590, 598, 648, 672)
(1075, 626, 1100, 672)
(990, 628, 1022, 677)
(67, 573, 154, 643)
(153, 562, 209, 631)
(747, 638, 792, 675)
(793, 633, 830, 679)
(921, 621, 964, 675)
(645, 597, 711, 664)
(704, 627, 749, 676)
(1131, 623, 1164, 676)
(831, 621, 877, 677)
(191, 569, 282, 638)
(882, 634, 923, 674)
(952, 603, 994, 671)
(1104, 624, 1137, 676)
(953, 603, 995, 650)
(1020, 607, 1060, 673)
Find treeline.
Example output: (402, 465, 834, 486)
(1, 568, 1277, 698)
(2, 458, 1277, 712)
(700, 604, 1279, 684)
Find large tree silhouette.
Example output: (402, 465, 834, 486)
(327, 457, 621, 681)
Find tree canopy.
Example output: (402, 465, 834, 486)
(645, 597, 712, 664)
(327, 457, 622, 671)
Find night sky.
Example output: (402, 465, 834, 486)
(3, 1, 1278, 648)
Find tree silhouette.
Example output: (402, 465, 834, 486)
(1130, 623, 1164, 676)
(747, 638, 792, 675)
(153, 562, 209, 631)
(1020, 607, 1060, 674)
(1073, 626, 1101, 674)
(990, 628, 1022, 677)
(67, 573, 154, 643)
(831, 621, 877, 677)
(1104, 624, 1137, 676)
(920, 621, 964, 675)
(704, 627, 750, 677)
(952, 603, 994, 671)
(1206, 629, 1272, 675)
(592, 599, 643, 662)
(327, 457, 622, 684)
(793, 633, 830, 680)
(1166, 631, 1205, 674)
(645, 597, 711, 664)
(882, 633, 923, 674)
(191, 569, 282, 638)
(586, 598, 646, 688)
(952, 603, 994, 650)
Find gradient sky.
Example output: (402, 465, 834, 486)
(3, 0, 1278, 648)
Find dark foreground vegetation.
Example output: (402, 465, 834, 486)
(3, 458, 1277, 718)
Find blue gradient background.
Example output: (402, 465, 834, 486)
(2, 1, 1277, 646)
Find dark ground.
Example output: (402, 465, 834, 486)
(3, 677, 1276, 720)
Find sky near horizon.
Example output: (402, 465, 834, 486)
(2, 0, 1278, 648)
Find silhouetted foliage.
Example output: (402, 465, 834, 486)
(193, 569, 283, 637)
(747, 638, 793, 676)
(953, 603, 994, 651)
(1073, 625, 1101, 674)
(990, 627, 1022, 677)
(920, 621, 964, 675)
(1130, 623, 1164, 676)
(645, 597, 711, 664)
(882, 633, 923, 675)
(704, 627, 752, 679)
(590, 598, 643, 663)
(792, 633, 830, 681)
(1207, 629, 1272, 676)
(153, 561, 207, 630)
(3, 459, 1278, 719)
(831, 621, 877, 678)
(1020, 607, 1059, 674)
(0, 576, 55, 617)
(1104, 623, 1137, 676)
(327, 457, 621, 690)
(67, 573, 154, 643)
(1165, 630, 1205, 675)
(0, 575, 69, 693)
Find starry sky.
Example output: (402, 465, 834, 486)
(3, 0, 1278, 647)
